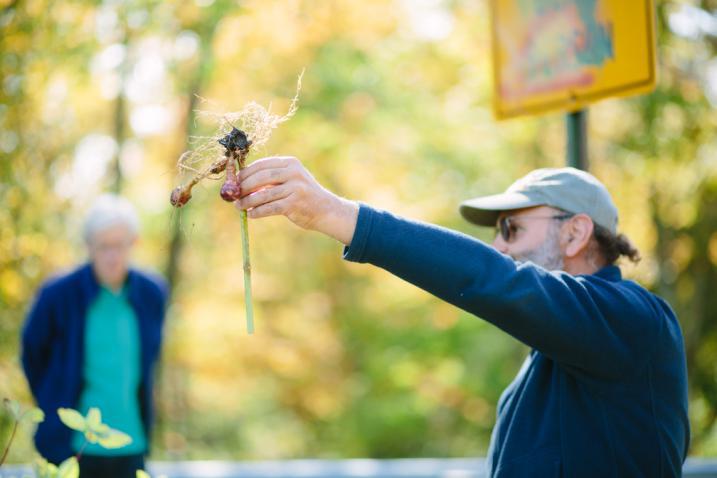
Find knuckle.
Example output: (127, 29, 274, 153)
(257, 170, 272, 185)
(287, 158, 301, 171)
(242, 179, 255, 193)
(246, 195, 259, 209)
(290, 165, 304, 179)
(251, 191, 264, 205)
(265, 187, 278, 201)
(255, 204, 268, 216)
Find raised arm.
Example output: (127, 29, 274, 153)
(345, 205, 662, 379)
(237, 157, 661, 379)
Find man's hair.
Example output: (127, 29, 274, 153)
(83, 194, 140, 244)
(592, 224, 641, 265)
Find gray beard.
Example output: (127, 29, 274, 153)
(514, 228, 564, 271)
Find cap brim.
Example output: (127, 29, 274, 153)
(459, 192, 542, 227)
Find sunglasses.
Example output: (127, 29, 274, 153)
(497, 214, 574, 243)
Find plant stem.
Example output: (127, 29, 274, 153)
(75, 440, 88, 462)
(0, 420, 18, 466)
(235, 148, 254, 335)
(240, 209, 254, 334)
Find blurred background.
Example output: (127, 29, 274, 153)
(2, 0, 717, 463)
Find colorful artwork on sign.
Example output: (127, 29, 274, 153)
(491, 0, 655, 119)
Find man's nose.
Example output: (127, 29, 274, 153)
(492, 235, 509, 254)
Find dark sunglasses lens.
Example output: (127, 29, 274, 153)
(499, 217, 511, 242)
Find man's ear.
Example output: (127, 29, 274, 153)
(563, 214, 594, 258)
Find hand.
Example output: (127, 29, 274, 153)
(237, 156, 359, 245)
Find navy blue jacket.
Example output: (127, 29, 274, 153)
(21, 264, 168, 464)
(344, 205, 689, 477)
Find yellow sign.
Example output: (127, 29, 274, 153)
(491, 0, 656, 120)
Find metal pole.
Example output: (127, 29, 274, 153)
(566, 109, 588, 170)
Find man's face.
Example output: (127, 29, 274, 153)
(88, 223, 136, 289)
(491, 206, 569, 271)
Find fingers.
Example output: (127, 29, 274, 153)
(240, 156, 293, 181)
(239, 168, 290, 197)
(235, 155, 328, 231)
(245, 195, 294, 219)
(237, 184, 292, 211)
(239, 156, 298, 196)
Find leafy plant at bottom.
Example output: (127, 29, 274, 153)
(4, 402, 147, 478)
(34, 456, 79, 478)
(57, 407, 132, 452)
(1, 398, 45, 467)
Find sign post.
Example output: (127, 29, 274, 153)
(490, 0, 656, 170)
(567, 109, 587, 170)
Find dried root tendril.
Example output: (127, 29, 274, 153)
(170, 71, 303, 207)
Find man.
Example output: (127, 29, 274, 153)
(21, 194, 167, 478)
(235, 158, 689, 477)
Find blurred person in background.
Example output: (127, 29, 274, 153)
(234, 157, 689, 478)
(21, 194, 168, 478)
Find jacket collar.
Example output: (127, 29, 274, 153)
(593, 264, 622, 282)
(78, 262, 137, 300)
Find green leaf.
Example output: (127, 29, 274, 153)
(34, 457, 59, 478)
(97, 429, 132, 449)
(95, 422, 110, 435)
(23, 407, 45, 423)
(4, 398, 21, 420)
(85, 430, 99, 444)
(136, 470, 151, 478)
(57, 408, 86, 432)
(85, 407, 102, 432)
(58, 456, 79, 478)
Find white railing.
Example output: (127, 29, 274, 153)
(2, 457, 717, 477)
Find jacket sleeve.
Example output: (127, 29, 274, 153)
(155, 277, 169, 352)
(21, 285, 56, 400)
(147, 272, 169, 361)
(343, 205, 660, 380)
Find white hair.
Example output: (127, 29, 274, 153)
(83, 194, 140, 244)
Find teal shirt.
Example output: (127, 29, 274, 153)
(72, 286, 146, 455)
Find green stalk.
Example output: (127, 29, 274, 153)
(0, 420, 18, 466)
(75, 439, 88, 462)
(239, 208, 254, 334)
(235, 148, 254, 335)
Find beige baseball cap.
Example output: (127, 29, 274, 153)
(459, 167, 618, 234)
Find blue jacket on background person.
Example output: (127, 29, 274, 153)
(21, 263, 167, 464)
